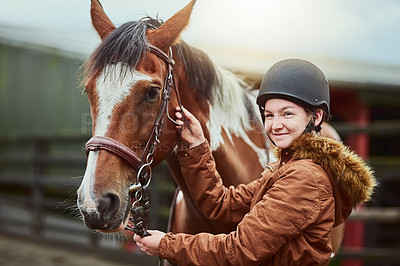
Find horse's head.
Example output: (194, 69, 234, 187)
(77, 0, 196, 232)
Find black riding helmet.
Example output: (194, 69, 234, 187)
(256, 59, 330, 132)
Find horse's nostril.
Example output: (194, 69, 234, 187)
(98, 192, 120, 221)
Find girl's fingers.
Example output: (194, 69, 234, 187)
(175, 111, 182, 119)
(133, 233, 141, 242)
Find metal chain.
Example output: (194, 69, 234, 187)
(125, 155, 153, 237)
(125, 129, 161, 237)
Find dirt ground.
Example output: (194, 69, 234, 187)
(0, 233, 158, 266)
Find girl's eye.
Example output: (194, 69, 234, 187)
(284, 112, 293, 117)
(146, 87, 160, 101)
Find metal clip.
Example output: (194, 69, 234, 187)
(129, 182, 142, 192)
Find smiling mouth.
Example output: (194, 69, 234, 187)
(273, 133, 288, 137)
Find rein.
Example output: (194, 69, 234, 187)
(85, 43, 182, 237)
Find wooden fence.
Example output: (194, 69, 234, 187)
(0, 134, 175, 265)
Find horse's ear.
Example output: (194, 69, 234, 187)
(147, 0, 196, 51)
(91, 0, 116, 40)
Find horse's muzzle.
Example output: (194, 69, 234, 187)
(78, 192, 124, 231)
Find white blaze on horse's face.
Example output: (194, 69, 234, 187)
(77, 63, 151, 231)
(95, 63, 152, 136)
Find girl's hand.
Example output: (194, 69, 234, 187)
(175, 106, 205, 148)
(133, 230, 166, 257)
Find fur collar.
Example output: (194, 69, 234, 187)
(284, 133, 376, 205)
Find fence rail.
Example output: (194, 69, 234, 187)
(331, 120, 400, 136)
(349, 207, 400, 222)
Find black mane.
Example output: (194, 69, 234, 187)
(84, 17, 219, 103)
(85, 18, 160, 78)
(174, 41, 219, 103)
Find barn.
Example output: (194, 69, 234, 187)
(1, 1, 399, 265)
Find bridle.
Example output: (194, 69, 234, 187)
(85, 43, 182, 237)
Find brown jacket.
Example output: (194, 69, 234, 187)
(159, 133, 376, 265)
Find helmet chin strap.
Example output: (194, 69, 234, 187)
(303, 120, 322, 134)
(303, 109, 322, 134)
(266, 132, 277, 148)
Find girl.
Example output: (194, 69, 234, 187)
(134, 59, 376, 265)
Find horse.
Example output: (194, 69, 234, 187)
(77, 0, 344, 256)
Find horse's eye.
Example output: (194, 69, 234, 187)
(146, 87, 160, 101)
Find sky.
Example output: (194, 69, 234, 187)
(1, 0, 399, 84)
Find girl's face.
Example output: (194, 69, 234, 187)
(264, 98, 316, 149)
